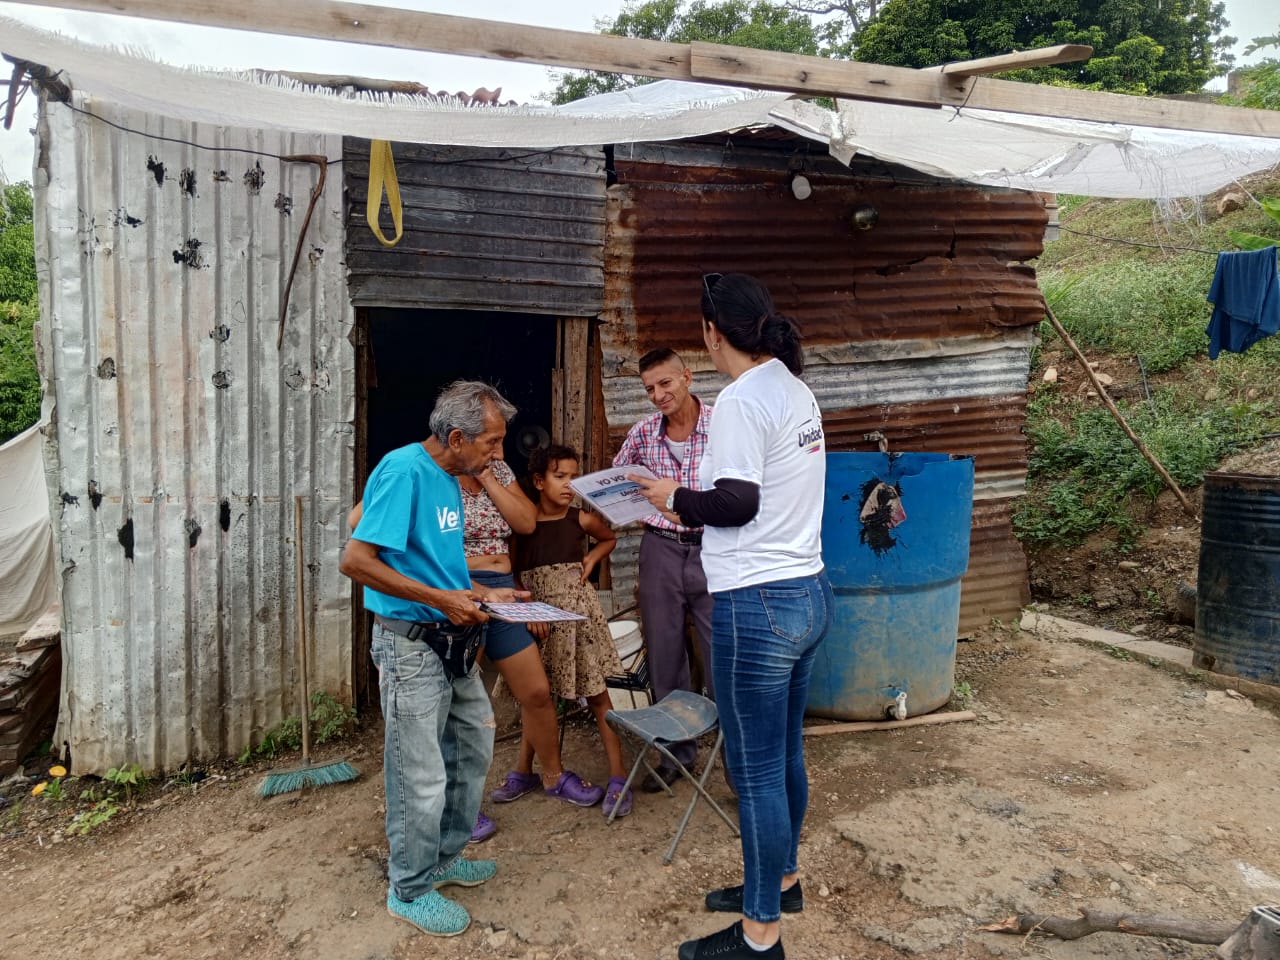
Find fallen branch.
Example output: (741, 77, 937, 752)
(981, 909, 1236, 945)
(803, 710, 975, 737)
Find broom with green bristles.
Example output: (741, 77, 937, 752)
(259, 497, 359, 797)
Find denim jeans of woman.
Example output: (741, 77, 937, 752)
(372, 623, 495, 902)
(710, 571, 833, 923)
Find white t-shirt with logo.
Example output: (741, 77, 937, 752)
(698, 358, 826, 593)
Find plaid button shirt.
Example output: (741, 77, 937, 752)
(612, 396, 713, 532)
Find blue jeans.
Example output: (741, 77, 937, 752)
(710, 571, 833, 923)
(371, 623, 495, 901)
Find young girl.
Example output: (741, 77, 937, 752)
(511, 445, 633, 819)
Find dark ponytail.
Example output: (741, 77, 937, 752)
(700, 273, 804, 375)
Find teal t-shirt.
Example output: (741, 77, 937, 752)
(352, 443, 470, 622)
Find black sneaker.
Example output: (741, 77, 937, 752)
(678, 920, 784, 959)
(705, 880, 803, 914)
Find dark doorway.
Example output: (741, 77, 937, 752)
(364, 308, 556, 477)
(351, 307, 557, 706)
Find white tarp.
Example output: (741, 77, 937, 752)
(0, 16, 790, 148)
(0, 423, 57, 638)
(4, 14, 1280, 198)
(814, 99, 1280, 200)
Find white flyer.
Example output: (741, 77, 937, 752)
(569, 465, 660, 527)
(480, 601, 586, 623)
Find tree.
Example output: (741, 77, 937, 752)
(1243, 22, 1280, 56)
(1227, 59, 1280, 111)
(1224, 21, 1280, 112)
(780, 0, 883, 59)
(1, 181, 40, 443)
(548, 0, 826, 104)
(854, 0, 1235, 95)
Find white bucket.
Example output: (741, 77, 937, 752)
(608, 619, 643, 661)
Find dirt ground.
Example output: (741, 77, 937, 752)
(2, 616, 1278, 960)
(3, 446, 1278, 959)
(1025, 439, 1280, 646)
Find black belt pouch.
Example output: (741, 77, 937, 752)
(421, 623, 486, 680)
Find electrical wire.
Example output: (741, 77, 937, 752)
(1058, 224, 1219, 255)
(61, 99, 561, 169)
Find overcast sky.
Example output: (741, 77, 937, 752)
(1, 0, 1276, 183)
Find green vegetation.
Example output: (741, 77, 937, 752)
(1229, 59, 1280, 111)
(855, 0, 1233, 94)
(0, 181, 39, 443)
(239, 691, 357, 762)
(548, 0, 1239, 103)
(1017, 384, 1266, 547)
(1225, 195, 1280, 252)
(25, 760, 144, 837)
(66, 798, 120, 836)
(104, 763, 148, 803)
(1043, 256, 1216, 372)
(1226, 23, 1280, 111)
(548, 0, 826, 103)
(1021, 175, 1280, 550)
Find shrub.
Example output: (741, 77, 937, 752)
(1015, 388, 1263, 547)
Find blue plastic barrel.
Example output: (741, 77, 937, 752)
(807, 452, 975, 720)
(1194, 472, 1280, 686)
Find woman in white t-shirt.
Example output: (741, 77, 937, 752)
(634, 273, 833, 960)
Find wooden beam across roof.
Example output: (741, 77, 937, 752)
(7, 0, 1280, 139)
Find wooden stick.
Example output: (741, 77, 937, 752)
(923, 44, 1093, 77)
(981, 909, 1236, 945)
(803, 710, 976, 737)
(294, 496, 312, 765)
(1043, 305, 1199, 521)
(276, 155, 327, 350)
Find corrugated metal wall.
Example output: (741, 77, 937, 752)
(601, 139, 1044, 633)
(35, 96, 354, 774)
(343, 140, 606, 315)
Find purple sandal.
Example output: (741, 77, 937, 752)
(602, 776, 633, 819)
(544, 770, 604, 807)
(469, 811, 497, 843)
(489, 770, 540, 804)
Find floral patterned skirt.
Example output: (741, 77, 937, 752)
(520, 563, 623, 700)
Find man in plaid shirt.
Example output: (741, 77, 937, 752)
(613, 348, 716, 789)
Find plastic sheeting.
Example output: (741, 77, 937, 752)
(5, 14, 1280, 197)
(818, 99, 1280, 200)
(0, 16, 789, 149)
(0, 424, 57, 638)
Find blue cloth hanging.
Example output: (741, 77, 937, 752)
(1205, 245, 1280, 359)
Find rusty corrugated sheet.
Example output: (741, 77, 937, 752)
(601, 136, 1043, 636)
(822, 394, 1029, 487)
(604, 140, 1045, 358)
(959, 499, 1031, 633)
(35, 96, 354, 774)
(344, 140, 606, 315)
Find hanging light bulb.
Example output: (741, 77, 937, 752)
(790, 173, 812, 200)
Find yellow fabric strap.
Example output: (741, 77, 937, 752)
(366, 139, 403, 247)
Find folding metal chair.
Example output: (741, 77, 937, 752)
(605, 690, 740, 863)
(558, 616, 652, 752)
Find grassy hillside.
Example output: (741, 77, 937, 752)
(1021, 174, 1280, 550)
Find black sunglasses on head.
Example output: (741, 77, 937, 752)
(702, 272, 723, 309)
